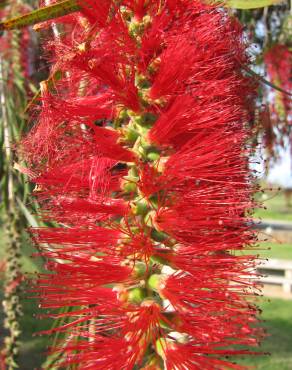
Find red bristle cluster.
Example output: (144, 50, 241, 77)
(21, 1, 262, 368)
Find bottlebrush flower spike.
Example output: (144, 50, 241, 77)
(21, 0, 263, 368)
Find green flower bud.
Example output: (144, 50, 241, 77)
(128, 287, 147, 303)
(151, 229, 168, 242)
(133, 262, 147, 277)
(150, 255, 169, 266)
(132, 199, 149, 216)
(122, 180, 137, 193)
(126, 128, 140, 143)
(148, 274, 165, 292)
(147, 151, 160, 161)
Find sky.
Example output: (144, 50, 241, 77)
(254, 143, 292, 188)
(267, 145, 292, 188)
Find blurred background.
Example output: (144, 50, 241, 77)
(0, 0, 291, 369)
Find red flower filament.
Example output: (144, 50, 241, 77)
(22, 1, 262, 368)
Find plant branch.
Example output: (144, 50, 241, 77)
(0, 0, 80, 31)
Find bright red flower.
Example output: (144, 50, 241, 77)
(21, 0, 262, 368)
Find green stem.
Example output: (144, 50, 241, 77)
(0, 0, 80, 31)
(243, 64, 292, 97)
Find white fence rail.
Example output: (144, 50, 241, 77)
(257, 259, 292, 296)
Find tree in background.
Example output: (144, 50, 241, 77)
(240, 2, 292, 163)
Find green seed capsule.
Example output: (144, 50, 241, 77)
(122, 180, 137, 193)
(148, 274, 163, 291)
(125, 127, 140, 143)
(150, 255, 169, 266)
(128, 287, 147, 303)
(133, 262, 147, 277)
(118, 109, 128, 120)
(135, 199, 149, 215)
(147, 151, 160, 161)
(151, 229, 168, 242)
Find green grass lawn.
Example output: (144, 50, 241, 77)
(252, 188, 292, 260)
(254, 190, 292, 222)
(236, 298, 292, 370)
(246, 241, 292, 260)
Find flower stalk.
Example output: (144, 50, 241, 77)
(20, 1, 263, 368)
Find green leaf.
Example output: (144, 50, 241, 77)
(0, 0, 80, 31)
(16, 197, 39, 227)
(226, 0, 283, 9)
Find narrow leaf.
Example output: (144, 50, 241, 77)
(0, 0, 80, 31)
(226, 0, 283, 9)
(243, 65, 292, 97)
(16, 197, 39, 227)
(24, 70, 63, 113)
